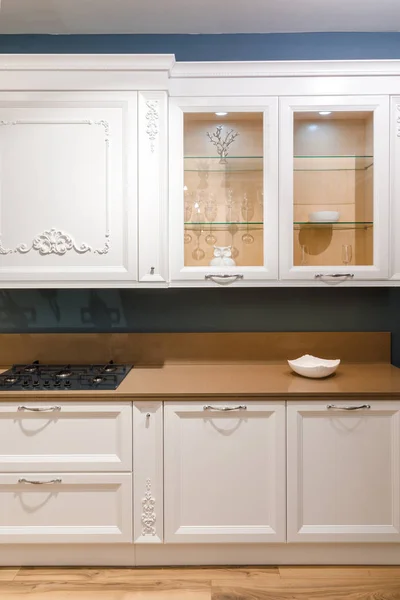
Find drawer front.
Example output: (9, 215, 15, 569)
(0, 473, 132, 543)
(0, 402, 132, 472)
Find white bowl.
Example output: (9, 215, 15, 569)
(309, 211, 340, 223)
(288, 354, 340, 379)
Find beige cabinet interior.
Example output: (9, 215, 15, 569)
(183, 112, 264, 268)
(293, 111, 374, 267)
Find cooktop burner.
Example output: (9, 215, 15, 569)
(0, 361, 132, 391)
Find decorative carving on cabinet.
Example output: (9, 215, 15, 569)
(0, 120, 111, 255)
(141, 478, 156, 536)
(145, 100, 159, 152)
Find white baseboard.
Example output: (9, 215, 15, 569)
(1, 544, 400, 566)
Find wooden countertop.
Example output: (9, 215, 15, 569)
(1, 363, 400, 399)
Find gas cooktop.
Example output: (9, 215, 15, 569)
(0, 361, 132, 391)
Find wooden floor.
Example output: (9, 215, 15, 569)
(1, 566, 400, 599)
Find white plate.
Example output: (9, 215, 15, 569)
(288, 354, 340, 378)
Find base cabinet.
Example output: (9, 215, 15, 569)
(164, 400, 286, 543)
(287, 400, 400, 542)
(0, 473, 132, 544)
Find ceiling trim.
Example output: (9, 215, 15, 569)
(0, 54, 176, 71)
(170, 59, 400, 78)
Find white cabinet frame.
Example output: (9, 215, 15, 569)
(169, 97, 279, 285)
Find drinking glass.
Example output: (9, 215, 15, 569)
(241, 193, 255, 244)
(342, 244, 353, 266)
(184, 190, 193, 244)
(204, 193, 218, 246)
(300, 244, 309, 265)
(192, 228, 205, 261)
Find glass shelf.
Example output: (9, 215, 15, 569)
(294, 155, 373, 172)
(294, 221, 373, 230)
(184, 156, 263, 172)
(185, 221, 263, 230)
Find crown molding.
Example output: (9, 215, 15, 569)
(0, 54, 176, 72)
(170, 59, 400, 78)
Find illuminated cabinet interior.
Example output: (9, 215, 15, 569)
(183, 112, 264, 268)
(293, 111, 374, 268)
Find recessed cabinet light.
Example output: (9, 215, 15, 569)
(318, 111, 332, 116)
(215, 112, 228, 116)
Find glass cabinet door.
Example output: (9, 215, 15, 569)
(279, 96, 389, 281)
(169, 98, 278, 284)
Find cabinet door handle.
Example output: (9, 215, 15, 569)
(18, 478, 62, 485)
(327, 404, 371, 411)
(315, 273, 354, 279)
(205, 274, 244, 285)
(18, 406, 61, 412)
(203, 405, 247, 412)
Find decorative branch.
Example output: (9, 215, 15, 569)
(206, 125, 239, 164)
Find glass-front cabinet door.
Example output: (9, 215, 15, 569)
(279, 96, 389, 281)
(169, 98, 278, 285)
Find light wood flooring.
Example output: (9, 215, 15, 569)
(1, 566, 400, 599)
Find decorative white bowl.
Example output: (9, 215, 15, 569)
(309, 211, 340, 223)
(288, 354, 340, 379)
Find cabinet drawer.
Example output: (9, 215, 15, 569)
(0, 473, 132, 543)
(0, 402, 132, 472)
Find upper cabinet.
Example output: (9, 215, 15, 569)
(169, 97, 278, 286)
(279, 96, 390, 282)
(0, 56, 173, 287)
(0, 92, 137, 285)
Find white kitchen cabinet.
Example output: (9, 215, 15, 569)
(133, 401, 163, 543)
(0, 472, 132, 544)
(279, 96, 390, 282)
(169, 97, 278, 286)
(0, 92, 138, 285)
(287, 400, 400, 542)
(164, 400, 286, 543)
(0, 401, 132, 472)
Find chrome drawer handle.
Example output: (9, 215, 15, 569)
(327, 404, 371, 411)
(18, 406, 61, 412)
(205, 274, 243, 285)
(315, 273, 354, 279)
(204, 405, 247, 412)
(18, 478, 62, 485)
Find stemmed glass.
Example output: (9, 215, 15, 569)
(225, 188, 239, 223)
(184, 189, 192, 244)
(342, 244, 353, 266)
(241, 193, 254, 244)
(300, 244, 309, 265)
(204, 193, 218, 246)
(191, 198, 205, 261)
(192, 228, 205, 261)
(228, 224, 239, 260)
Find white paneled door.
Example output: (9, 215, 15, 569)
(0, 92, 137, 284)
(279, 96, 389, 282)
(287, 401, 400, 542)
(164, 400, 286, 543)
(169, 97, 278, 286)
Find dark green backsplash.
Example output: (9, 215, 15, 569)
(0, 288, 398, 365)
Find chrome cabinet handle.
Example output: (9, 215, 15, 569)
(315, 273, 354, 279)
(18, 406, 61, 412)
(18, 478, 62, 485)
(327, 404, 371, 411)
(203, 405, 247, 412)
(205, 274, 244, 285)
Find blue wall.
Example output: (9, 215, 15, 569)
(1, 33, 400, 60)
(0, 33, 398, 362)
